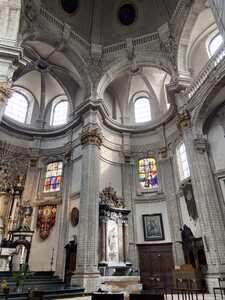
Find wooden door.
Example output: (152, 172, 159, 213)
(138, 243, 174, 290)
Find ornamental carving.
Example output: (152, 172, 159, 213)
(177, 110, 191, 130)
(158, 146, 168, 159)
(37, 205, 57, 240)
(0, 82, 12, 103)
(99, 186, 125, 209)
(80, 127, 103, 146)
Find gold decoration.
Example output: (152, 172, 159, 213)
(80, 127, 103, 146)
(177, 110, 191, 130)
(0, 82, 13, 103)
(37, 205, 57, 240)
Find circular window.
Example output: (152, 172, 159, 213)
(118, 3, 136, 26)
(61, 0, 79, 14)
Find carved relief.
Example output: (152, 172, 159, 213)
(99, 186, 125, 209)
(37, 205, 57, 240)
(177, 110, 191, 130)
(0, 82, 12, 103)
(80, 127, 103, 146)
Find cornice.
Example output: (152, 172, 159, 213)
(1, 99, 177, 139)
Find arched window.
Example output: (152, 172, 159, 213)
(176, 143, 190, 181)
(135, 97, 151, 123)
(51, 100, 68, 126)
(138, 158, 158, 189)
(44, 161, 63, 192)
(208, 34, 223, 57)
(4, 92, 28, 123)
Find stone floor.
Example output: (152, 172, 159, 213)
(61, 294, 217, 300)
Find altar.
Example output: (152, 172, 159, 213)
(98, 186, 131, 276)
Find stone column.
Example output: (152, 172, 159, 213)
(158, 148, 185, 267)
(178, 111, 225, 287)
(55, 148, 73, 279)
(123, 222, 129, 263)
(72, 126, 102, 292)
(99, 217, 107, 263)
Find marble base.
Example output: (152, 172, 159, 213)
(99, 276, 142, 300)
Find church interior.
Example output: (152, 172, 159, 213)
(0, 0, 225, 299)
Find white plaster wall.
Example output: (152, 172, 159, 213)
(208, 120, 225, 170)
(29, 205, 61, 271)
(135, 201, 171, 244)
(99, 159, 122, 197)
(179, 196, 201, 238)
(71, 159, 82, 194)
(40, 136, 71, 149)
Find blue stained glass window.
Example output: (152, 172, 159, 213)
(138, 158, 158, 189)
(44, 162, 63, 192)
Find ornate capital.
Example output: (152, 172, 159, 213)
(0, 82, 12, 103)
(193, 136, 208, 154)
(177, 110, 191, 130)
(158, 146, 168, 160)
(80, 126, 103, 146)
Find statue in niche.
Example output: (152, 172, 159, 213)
(108, 224, 118, 262)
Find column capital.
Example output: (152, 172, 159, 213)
(0, 81, 12, 104)
(193, 136, 208, 154)
(158, 146, 168, 160)
(176, 110, 191, 130)
(80, 126, 103, 146)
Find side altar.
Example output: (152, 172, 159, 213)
(98, 186, 131, 276)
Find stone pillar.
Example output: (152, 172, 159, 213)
(123, 222, 129, 263)
(99, 218, 107, 263)
(178, 111, 225, 288)
(55, 149, 73, 279)
(0, 192, 10, 243)
(158, 148, 185, 267)
(72, 126, 103, 292)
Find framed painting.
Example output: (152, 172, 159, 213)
(142, 214, 165, 241)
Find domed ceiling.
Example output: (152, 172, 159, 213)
(41, 0, 179, 45)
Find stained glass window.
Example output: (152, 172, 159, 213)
(138, 158, 158, 189)
(44, 162, 63, 192)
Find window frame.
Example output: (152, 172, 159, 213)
(50, 98, 69, 127)
(43, 161, 63, 193)
(207, 32, 223, 58)
(176, 142, 190, 182)
(134, 96, 151, 123)
(4, 91, 29, 124)
(137, 157, 159, 192)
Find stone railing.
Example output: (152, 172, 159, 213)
(40, 8, 90, 50)
(102, 32, 159, 55)
(186, 44, 225, 99)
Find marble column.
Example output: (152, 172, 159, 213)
(99, 217, 107, 264)
(72, 126, 103, 292)
(158, 149, 185, 267)
(178, 111, 225, 287)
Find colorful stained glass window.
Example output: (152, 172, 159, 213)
(44, 162, 63, 192)
(138, 158, 158, 189)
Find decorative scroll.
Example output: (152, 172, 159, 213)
(37, 205, 57, 240)
(99, 186, 124, 209)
